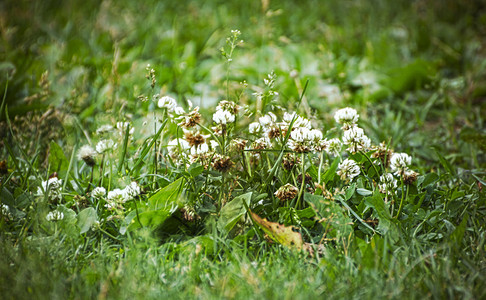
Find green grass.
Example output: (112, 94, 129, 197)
(1, 0, 485, 299)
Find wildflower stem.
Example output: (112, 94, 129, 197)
(395, 177, 407, 219)
(360, 150, 380, 179)
(317, 151, 324, 186)
(295, 152, 306, 210)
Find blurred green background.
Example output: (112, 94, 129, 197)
(1, 0, 485, 168)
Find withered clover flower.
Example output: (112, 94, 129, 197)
(274, 183, 299, 202)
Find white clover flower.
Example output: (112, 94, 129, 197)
(1, 204, 12, 219)
(158, 96, 177, 112)
(258, 112, 276, 128)
(249, 122, 261, 134)
(337, 158, 361, 181)
(342, 127, 370, 153)
(174, 106, 185, 115)
(77, 145, 97, 166)
(91, 187, 106, 198)
(107, 188, 126, 203)
(290, 127, 310, 143)
(390, 153, 412, 174)
(309, 129, 323, 141)
(282, 112, 311, 129)
(46, 210, 64, 221)
(167, 138, 191, 160)
(212, 109, 235, 124)
(378, 173, 398, 196)
(209, 140, 219, 150)
(334, 107, 359, 129)
(96, 124, 114, 135)
(96, 139, 117, 154)
(252, 137, 272, 150)
(37, 178, 63, 202)
(116, 122, 135, 136)
(283, 112, 295, 123)
(325, 138, 342, 156)
(190, 143, 209, 156)
(123, 182, 141, 201)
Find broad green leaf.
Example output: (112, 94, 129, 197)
(449, 214, 468, 248)
(323, 158, 339, 184)
(148, 177, 185, 211)
(48, 141, 69, 175)
(77, 207, 98, 234)
(128, 209, 171, 231)
(217, 192, 252, 233)
(364, 193, 398, 241)
(357, 188, 373, 196)
(305, 193, 354, 239)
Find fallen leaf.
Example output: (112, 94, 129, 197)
(250, 211, 303, 250)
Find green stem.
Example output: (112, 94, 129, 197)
(395, 177, 407, 219)
(295, 152, 306, 210)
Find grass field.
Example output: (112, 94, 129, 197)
(1, 0, 485, 299)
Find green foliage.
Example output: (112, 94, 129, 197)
(0, 0, 485, 298)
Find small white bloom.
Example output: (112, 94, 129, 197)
(342, 127, 370, 153)
(158, 96, 177, 112)
(96, 139, 117, 153)
(91, 187, 106, 198)
(37, 178, 63, 202)
(212, 109, 235, 124)
(249, 122, 261, 134)
(174, 106, 185, 115)
(378, 173, 398, 196)
(46, 210, 64, 221)
(325, 138, 342, 156)
(190, 143, 209, 156)
(337, 158, 360, 181)
(390, 153, 412, 174)
(334, 107, 359, 129)
(258, 112, 276, 128)
(116, 122, 135, 136)
(107, 188, 126, 203)
(309, 129, 323, 141)
(123, 182, 141, 201)
(1, 204, 11, 219)
(77, 145, 97, 166)
(96, 124, 114, 135)
(209, 140, 219, 149)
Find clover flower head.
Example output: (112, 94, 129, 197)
(342, 127, 370, 153)
(337, 158, 360, 181)
(158, 96, 177, 112)
(378, 173, 398, 197)
(77, 145, 97, 167)
(259, 112, 277, 128)
(190, 143, 210, 156)
(213, 109, 235, 124)
(274, 183, 299, 201)
(334, 107, 359, 129)
(124, 182, 141, 200)
(46, 210, 64, 221)
(249, 122, 261, 134)
(96, 139, 117, 153)
(1, 204, 12, 219)
(96, 124, 114, 135)
(116, 122, 135, 136)
(390, 153, 412, 174)
(324, 138, 342, 156)
(107, 188, 126, 204)
(91, 187, 106, 198)
(216, 100, 240, 115)
(38, 177, 63, 202)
